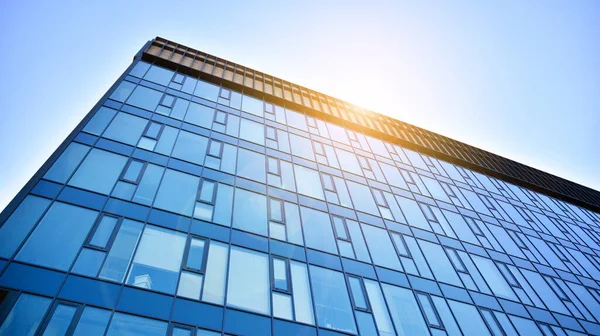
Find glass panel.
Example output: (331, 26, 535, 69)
(103, 112, 148, 146)
(273, 258, 288, 291)
(90, 216, 118, 248)
(41, 304, 77, 336)
(72, 248, 106, 277)
(309, 265, 356, 333)
(194, 201, 214, 222)
(112, 181, 136, 200)
(109, 81, 135, 102)
(0, 195, 51, 258)
(126, 85, 163, 111)
(448, 300, 491, 336)
(172, 327, 192, 336)
(130, 61, 150, 78)
(44, 142, 90, 183)
(361, 224, 402, 270)
(364, 280, 395, 336)
(133, 164, 164, 206)
(194, 80, 220, 101)
(241, 94, 264, 117)
(239, 118, 265, 145)
(382, 283, 429, 336)
(72, 306, 111, 336)
(301, 206, 337, 254)
(202, 241, 229, 305)
(348, 276, 368, 310)
(416, 293, 441, 327)
(270, 222, 286, 241)
(144, 65, 174, 86)
(471, 255, 517, 300)
(186, 238, 206, 271)
(356, 311, 378, 336)
(123, 160, 144, 182)
(154, 169, 199, 216)
(269, 198, 283, 222)
(84, 107, 117, 135)
(273, 292, 293, 320)
(126, 225, 186, 294)
(105, 312, 167, 336)
(68, 148, 128, 195)
(289, 134, 315, 161)
(17, 202, 98, 271)
(294, 165, 324, 200)
(291, 261, 314, 325)
(172, 130, 209, 165)
(99, 219, 144, 282)
(199, 181, 216, 203)
(347, 181, 379, 216)
(177, 271, 203, 300)
(236, 148, 266, 183)
(233, 188, 267, 236)
(0, 294, 51, 335)
(332, 217, 348, 240)
(418, 239, 462, 286)
(213, 184, 234, 227)
(227, 246, 270, 314)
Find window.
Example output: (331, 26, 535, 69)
(86, 214, 121, 251)
(202, 241, 229, 305)
(373, 189, 393, 220)
(194, 180, 217, 222)
(44, 142, 90, 183)
(301, 206, 337, 254)
(83, 106, 117, 136)
(194, 80, 220, 102)
(109, 81, 135, 102)
(347, 181, 378, 216)
(112, 159, 147, 200)
(144, 65, 175, 86)
(236, 148, 266, 183)
(38, 301, 80, 335)
(447, 300, 491, 336)
(0, 294, 51, 335)
(268, 198, 285, 240)
(126, 85, 163, 111)
(289, 134, 315, 161)
(294, 165, 324, 200)
(16, 202, 98, 271)
(154, 169, 200, 216)
(239, 118, 265, 145)
(177, 237, 208, 300)
(156, 93, 176, 115)
(310, 265, 357, 333)
(138, 122, 164, 151)
(68, 148, 128, 195)
(132, 164, 165, 206)
(72, 306, 111, 336)
(271, 257, 293, 320)
(416, 293, 443, 329)
(347, 276, 370, 311)
(227, 246, 270, 314)
(480, 308, 506, 336)
(98, 219, 144, 282)
(0, 195, 51, 259)
(184, 102, 215, 129)
(106, 312, 167, 336)
(231, 188, 268, 235)
(418, 239, 462, 286)
(126, 225, 186, 294)
(172, 130, 209, 165)
(361, 224, 402, 270)
(381, 283, 429, 336)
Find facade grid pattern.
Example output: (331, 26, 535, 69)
(0, 38, 600, 336)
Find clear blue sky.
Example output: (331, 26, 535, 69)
(1, 0, 599, 212)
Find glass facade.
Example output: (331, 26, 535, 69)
(1, 47, 600, 336)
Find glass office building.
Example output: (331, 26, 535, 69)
(1, 37, 600, 336)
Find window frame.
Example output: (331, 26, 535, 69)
(143, 121, 165, 140)
(345, 275, 371, 312)
(331, 215, 351, 242)
(214, 110, 227, 125)
(270, 256, 293, 294)
(84, 213, 123, 252)
(415, 292, 444, 330)
(196, 179, 218, 206)
(207, 139, 224, 159)
(390, 232, 412, 258)
(35, 299, 84, 336)
(181, 235, 209, 275)
(119, 158, 148, 185)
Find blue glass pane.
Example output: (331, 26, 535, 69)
(241, 95, 264, 117)
(41, 304, 77, 336)
(72, 307, 111, 336)
(126, 225, 186, 294)
(356, 311, 378, 336)
(72, 248, 106, 277)
(68, 148, 128, 195)
(90, 216, 118, 248)
(346, 181, 379, 216)
(418, 239, 462, 286)
(172, 130, 209, 165)
(213, 183, 234, 226)
(0, 195, 51, 258)
(99, 219, 144, 282)
(133, 164, 164, 206)
(17, 202, 98, 271)
(294, 165, 324, 200)
(126, 85, 163, 111)
(105, 312, 167, 336)
(289, 134, 314, 161)
(382, 283, 429, 336)
(109, 81, 135, 102)
(103, 112, 147, 146)
(300, 207, 337, 254)
(44, 142, 90, 183)
(83, 107, 117, 135)
(123, 160, 144, 182)
(0, 294, 51, 335)
(186, 238, 206, 270)
(309, 265, 356, 333)
(239, 118, 264, 145)
(129, 61, 150, 78)
(193, 80, 219, 102)
(183, 102, 214, 129)
(233, 188, 267, 236)
(143, 65, 174, 86)
(361, 224, 401, 270)
(448, 300, 491, 336)
(227, 246, 270, 314)
(236, 148, 265, 183)
(154, 169, 199, 216)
